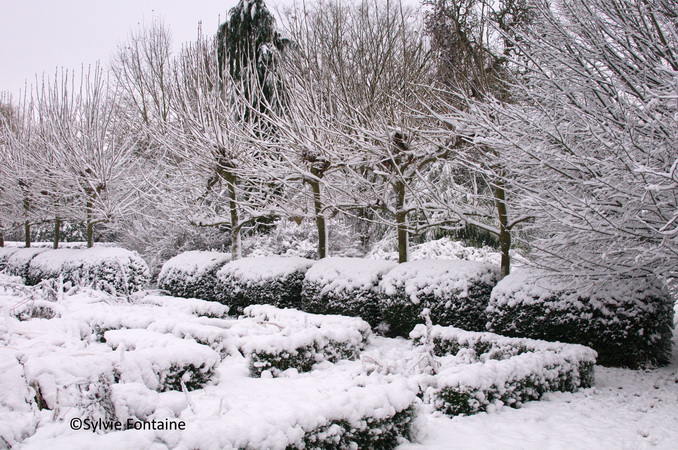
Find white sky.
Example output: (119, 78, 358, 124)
(0, 0, 250, 98)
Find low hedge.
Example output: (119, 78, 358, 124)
(380, 259, 500, 337)
(301, 257, 397, 326)
(487, 270, 675, 368)
(104, 328, 220, 391)
(157, 250, 231, 301)
(5, 248, 49, 279)
(241, 305, 371, 377)
(26, 249, 82, 285)
(0, 247, 20, 271)
(411, 324, 597, 416)
(216, 256, 315, 314)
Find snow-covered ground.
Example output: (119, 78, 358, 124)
(0, 272, 676, 449)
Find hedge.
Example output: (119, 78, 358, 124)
(380, 259, 500, 337)
(486, 270, 675, 368)
(301, 257, 397, 326)
(157, 250, 231, 301)
(411, 324, 597, 416)
(216, 256, 315, 314)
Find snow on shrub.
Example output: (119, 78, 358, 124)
(240, 305, 371, 376)
(0, 247, 20, 271)
(105, 329, 220, 391)
(5, 248, 49, 279)
(301, 257, 397, 326)
(380, 259, 500, 337)
(411, 325, 596, 416)
(487, 270, 675, 368)
(25, 249, 82, 285)
(216, 256, 315, 314)
(157, 250, 231, 301)
(60, 247, 150, 295)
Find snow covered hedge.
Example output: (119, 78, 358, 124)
(105, 329, 220, 391)
(240, 305, 371, 377)
(157, 250, 231, 301)
(380, 259, 500, 337)
(487, 271, 675, 368)
(24, 247, 150, 294)
(216, 256, 315, 314)
(412, 325, 596, 416)
(5, 248, 49, 279)
(301, 257, 397, 326)
(0, 247, 20, 271)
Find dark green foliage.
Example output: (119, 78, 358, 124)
(301, 281, 383, 327)
(488, 274, 675, 368)
(217, 0, 289, 127)
(299, 405, 416, 450)
(157, 252, 231, 302)
(382, 280, 495, 337)
(160, 363, 216, 392)
(218, 270, 306, 315)
(248, 334, 365, 377)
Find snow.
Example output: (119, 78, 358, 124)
(158, 250, 231, 283)
(217, 256, 314, 284)
(380, 259, 499, 303)
(303, 257, 397, 294)
(1, 264, 677, 449)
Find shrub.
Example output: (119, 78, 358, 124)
(216, 256, 315, 314)
(241, 305, 371, 377)
(157, 250, 231, 301)
(411, 325, 596, 416)
(0, 247, 20, 271)
(301, 257, 397, 326)
(487, 270, 675, 368)
(380, 259, 500, 337)
(60, 247, 150, 295)
(104, 329, 220, 391)
(26, 249, 82, 286)
(6, 248, 50, 279)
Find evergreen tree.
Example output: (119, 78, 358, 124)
(217, 0, 288, 125)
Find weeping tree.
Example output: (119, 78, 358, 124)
(217, 0, 288, 126)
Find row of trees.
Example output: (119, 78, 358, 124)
(1, 0, 675, 286)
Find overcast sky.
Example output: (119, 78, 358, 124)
(0, 0, 252, 98)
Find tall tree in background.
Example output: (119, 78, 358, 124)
(217, 0, 288, 127)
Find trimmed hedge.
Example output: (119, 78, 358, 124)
(241, 305, 371, 377)
(487, 270, 675, 368)
(6, 248, 49, 279)
(157, 250, 231, 301)
(216, 256, 315, 314)
(105, 329, 220, 391)
(411, 325, 596, 416)
(0, 247, 20, 271)
(21, 247, 150, 294)
(380, 259, 500, 337)
(301, 257, 397, 326)
(26, 249, 82, 285)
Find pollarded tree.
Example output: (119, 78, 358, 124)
(35, 66, 141, 248)
(420, 0, 534, 277)
(160, 33, 287, 259)
(277, 0, 446, 263)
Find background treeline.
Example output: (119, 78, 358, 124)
(0, 0, 675, 291)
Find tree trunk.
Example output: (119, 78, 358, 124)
(494, 181, 511, 278)
(24, 221, 31, 248)
(0, 233, 4, 247)
(308, 171, 327, 259)
(86, 197, 94, 248)
(53, 217, 62, 249)
(394, 180, 408, 263)
(224, 171, 241, 259)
